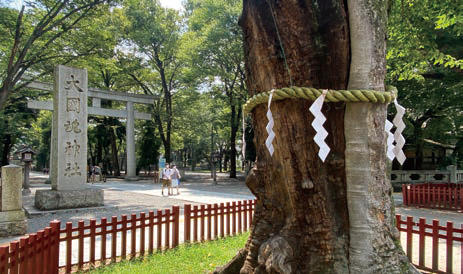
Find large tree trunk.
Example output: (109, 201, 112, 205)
(216, 0, 414, 273)
(345, 0, 412, 272)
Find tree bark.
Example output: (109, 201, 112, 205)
(1, 134, 12, 166)
(215, 0, 414, 273)
(345, 0, 412, 272)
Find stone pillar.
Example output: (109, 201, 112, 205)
(0, 165, 27, 236)
(22, 162, 31, 195)
(50, 65, 87, 190)
(126, 101, 136, 179)
(448, 165, 457, 183)
(35, 65, 103, 210)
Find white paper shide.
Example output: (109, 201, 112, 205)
(309, 90, 330, 162)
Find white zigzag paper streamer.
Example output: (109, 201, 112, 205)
(385, 119, 395, 161)
(309, 89, 330, 162)
(392, 99, 406, 165)
(265, 90, 275, 156)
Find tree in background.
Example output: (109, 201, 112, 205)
(184, 0, 246, 178)
(0, 0, 114, 109)
(387, 0, 463, 169)
(123, 0, 184, 163)
(137, 120, 161, 173)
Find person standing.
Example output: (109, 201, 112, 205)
(171, 165, 181, 195)
(161, 164, 173, 195)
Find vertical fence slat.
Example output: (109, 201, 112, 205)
(214, 204, 218, 239)
(18, 238, 27, 274)
(130, 214, 137, 258)
(165, 209, 171, 249)
(148, 211, 154, 253)
(418, 218, 425, 267)
(121, 215, 127, 260)
(238, 201, 242, 234)
(207, 204, 212, 241)
(90, 219, 96, 265)
(193, 206, 198, 242)
(65, 223, 72, 273)
(232, 202, 236, 235)
(45, 228, 53, 274)
(156, 210, 162, 251)
(200, 205, 205, 242)
(173, 206, 180, 248)
(0, 246, 8, 274)
(249, 200, 254, 226)
(446, 221, 453, 273)
(101, 218, 107, 263)
(111, 216, 117, 262)
(77, 221, 84, 270)
(50, 221, 60, 274)
(243, 201, 248, 231)
(184, 205, 191, 243)
(406, 216, 413, 262)
(226, 202, 231, 236)
(140, 212, 146, 256)
(432, 219, 439, 271)
(220, 203, 225, 238)
(36, 231, 44, 273)
(10, 241, 19, 274)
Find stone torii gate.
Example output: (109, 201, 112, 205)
(26, 65, 156, 180)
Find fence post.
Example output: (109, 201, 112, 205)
(173, 206, 180, 248)
(50, 220, 61, 274)
(0, 246, 8, 273)
(184, 204, 191, 243)
(432, 220, 439, 271)
(406, 216, 413, 261)
(446, 222, 453, 273)
(10, 241, 19, 274)
(418, 218, 425, 267)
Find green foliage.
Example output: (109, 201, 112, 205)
(90, 232, 249, 274)
(137, 121, 161, 170)
(387, 0, 463, 81)
(387, 0, 463, 168)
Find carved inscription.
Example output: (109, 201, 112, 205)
(65, 74, 84, 92)
(64, 140, 80, 157)
(64, 162, 82, 177)
(66, 98, 81, 113)
(64, 119, 82, 133)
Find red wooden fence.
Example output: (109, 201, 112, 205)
(1, 200, 461, 274)
(402, 183, 463, 210)
(184, 200, 256, 243)
(396, 215, 463, 274)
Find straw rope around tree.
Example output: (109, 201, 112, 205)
(243, 86, 398, 115)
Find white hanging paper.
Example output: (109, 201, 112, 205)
(309, 90, 330, 162)
(392, 99, 406, 165)
(265, 90, 275, 156)
(385, 119, 395, 161)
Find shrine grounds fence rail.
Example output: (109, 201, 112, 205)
(396, 215, 463, 274)
(402, 183, 463, 210)
(0, 199, 461, 273)
(0, 200, 256, 273)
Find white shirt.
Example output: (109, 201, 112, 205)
(162, 168, 173, 179)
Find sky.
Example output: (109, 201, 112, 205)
(159, 0, 183, 10)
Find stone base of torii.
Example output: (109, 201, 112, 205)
(27, 65, 156, 210)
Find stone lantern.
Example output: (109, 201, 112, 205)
(19, 147, 35, 195)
